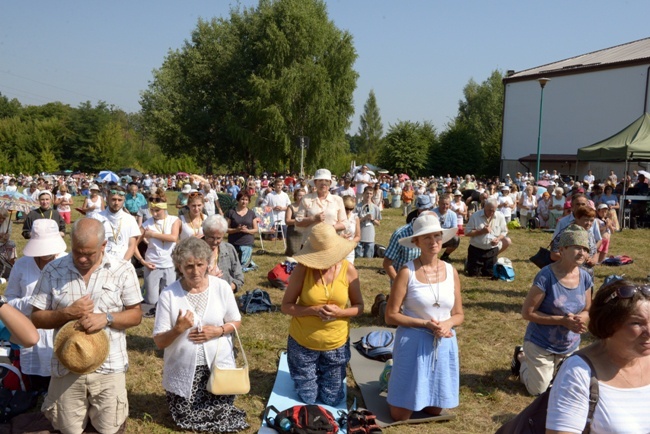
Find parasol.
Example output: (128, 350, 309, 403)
(0, 190, 38, 213)
(638, 170, 650, 179)
(177, 172, 189, 177)
(98, 170, 120, 183)
(217, 193, 237, 213)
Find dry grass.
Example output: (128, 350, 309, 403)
(2, 194, 649, 433)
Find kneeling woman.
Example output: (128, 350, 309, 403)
(153, 237, 248, 432)
(385, 214, 463, 421)
(281, 223, 363, 405)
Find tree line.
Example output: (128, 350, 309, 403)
(0, 0, 503, 177)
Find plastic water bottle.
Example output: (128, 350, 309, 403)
(278, 417, 292, 431)
(0, 278, 6, 285)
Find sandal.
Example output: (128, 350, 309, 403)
(346, 411, 366, 434)
(511, 345, 524, 377)
(358, 409, 382, 433)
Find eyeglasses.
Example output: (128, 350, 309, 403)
(109, 190, 126, 196)
(149, 197, 165, 203)
(605, 285, 650, 304)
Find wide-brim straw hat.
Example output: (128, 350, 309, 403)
(399, 214, 458, 249)
(54, 321, 109, 375)
(293, 222, 356, 270)
(23, 219, 67, 257)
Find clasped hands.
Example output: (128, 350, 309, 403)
(562, 313, 588, 333)
(424, 318, 453, 338)
(70, 295, 107, 334)
(317, 304, 342, 321)
(174, 309, 222, 344)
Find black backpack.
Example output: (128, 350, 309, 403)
(265, 404, 338, 434)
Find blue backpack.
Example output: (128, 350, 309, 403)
(493, 257, 515, 282)
(353, 330, 394, 362)
(237, 289, 276, 314)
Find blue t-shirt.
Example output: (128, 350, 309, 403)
(433, 207, 457, 229)
(524, 266, 593, 354)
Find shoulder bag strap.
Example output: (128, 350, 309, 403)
(213, 323, 248, 369)
(576, 354, 599, 434)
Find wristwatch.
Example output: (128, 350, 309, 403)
(106, 312, 114, 327)
(0, 295, 6, 308)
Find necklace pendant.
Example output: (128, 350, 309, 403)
(433, 302, 440, 308)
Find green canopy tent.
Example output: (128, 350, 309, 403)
(577, 112, 650, 227)
(577, 112, 650, 162)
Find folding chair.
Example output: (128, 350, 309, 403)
(253, 206, 286, 253)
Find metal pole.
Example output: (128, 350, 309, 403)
(300, 137, 305, 178)
(535, 78, 550, 182)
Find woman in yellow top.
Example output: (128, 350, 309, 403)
(281, 223, 364, 405)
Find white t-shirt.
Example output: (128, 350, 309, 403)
(497, 195, 514, 218)
(93, 209, 141, 260)
(179, 213, 205, 241)
(262, 190, 291, 225)
(547, 356, 650, 433)
(203, 190, 218, 216)
(354, 172, 371, 196)
(142, 214, 179, 268)
(56, 192, 72, 213)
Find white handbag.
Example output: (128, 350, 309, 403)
(206, 323, 250, 395)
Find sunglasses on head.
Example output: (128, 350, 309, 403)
(605, 284, 650, 304)
(189, 191, 203, 198)
(149, 197, 165, 203)
(109, 190, 126, 196)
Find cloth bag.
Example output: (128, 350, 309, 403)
(207, 324, 250, 395)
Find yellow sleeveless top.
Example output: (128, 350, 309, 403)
(288, 260, 351, 351)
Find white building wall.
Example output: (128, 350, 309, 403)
(501, 64, 650, 178)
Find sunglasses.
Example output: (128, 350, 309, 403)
(345, 208, 354, 212)
(149, 197, 165, 203)
(109, 190, 126, 196)
(605, 285, 650, 304)
(189, 191, 204, 198)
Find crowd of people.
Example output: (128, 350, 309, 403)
(0, 165, 648, 433)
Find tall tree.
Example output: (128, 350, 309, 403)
(378, 121, 433, 177)
(429, 121, 482, 176)
(455, 69, 504, 175)
(141, 0, 358, 174)
(357, 89, 383, 164)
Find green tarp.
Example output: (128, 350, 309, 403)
(577, 113, 650, 161)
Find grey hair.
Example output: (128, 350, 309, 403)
(71, 218, 105, 246)
(172, 237, 212, 269)
(485, 198, 498, 209)
(202, 214, 228, 235)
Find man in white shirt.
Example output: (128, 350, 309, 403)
(262, 178, 291, 238)
(353, 165, 372, 203)
(337, 177, 356, 198)
(465, 199, 511, 276)
(583, 170, 595, 187)
(92, 186, 141, 261)
(202, 183, 220, 216)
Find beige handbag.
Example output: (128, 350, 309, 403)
(206, 323, 250, 395)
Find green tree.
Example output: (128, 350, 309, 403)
(141, 0, 358, 174)
(430, 121, 482, 176)
(378, 121, 432, 177)
(455, 69, 504, 175)
(0, 93, 22, 119)
(356, 89, 383, 164)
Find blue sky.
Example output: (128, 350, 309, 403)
(1, 0, 649, 134)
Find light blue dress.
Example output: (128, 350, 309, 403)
(386, 261, 459, 411)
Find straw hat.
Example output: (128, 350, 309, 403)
(23, 219, 67, 257)
(293, 223, 356, 270)
(54, 321, 109, 374)
(398, 214, 458, 249)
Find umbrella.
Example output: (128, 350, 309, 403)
(398, 173, 410, 181)
(98, 170, 120, 183)
(191, 174, 208, 184)
(0, 190, 38, 213)
(537, 180, 551, 187)
(118, 168, 143, 178)
(638, 170, 650, 179)
(217, 193, 237, 213)
(177, 172, 189, 177)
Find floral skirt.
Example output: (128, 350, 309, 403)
(166, 365, 249, 433)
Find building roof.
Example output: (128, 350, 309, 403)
(505, 37, 650, 82)
(518, 154, 577, 163)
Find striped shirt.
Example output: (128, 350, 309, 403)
(30, 254, 143, 377)
(384, 222, 420, 273)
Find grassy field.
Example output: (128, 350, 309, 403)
(2, 193, 649, 433)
